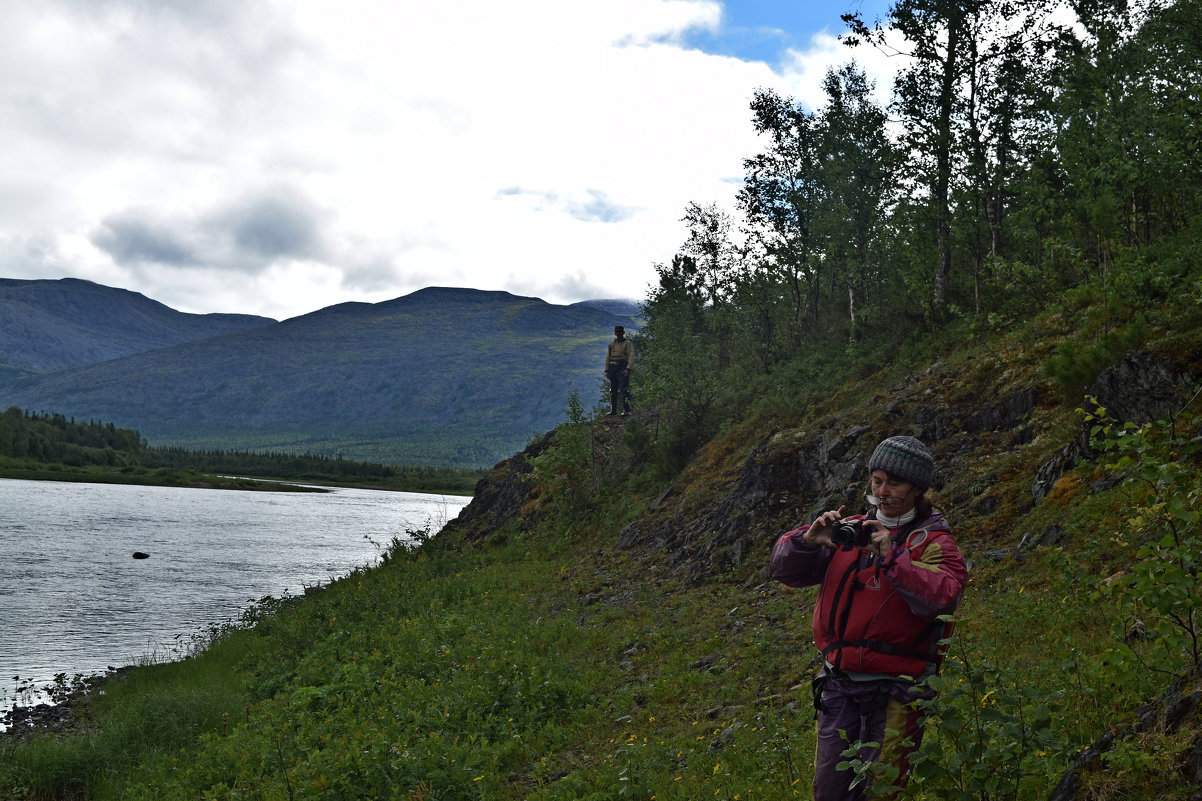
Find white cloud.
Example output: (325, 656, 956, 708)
(0, 0, 897, 319)
(779, 30, 901, 110)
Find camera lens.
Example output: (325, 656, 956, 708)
(832, 520, 860, 549)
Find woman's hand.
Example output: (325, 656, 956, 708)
(803, 505, 846, 547)
(862, 519, 892, 559)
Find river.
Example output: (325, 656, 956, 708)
(0, 478, 469, 717)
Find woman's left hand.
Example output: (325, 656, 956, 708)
(862, 520, 892, 559)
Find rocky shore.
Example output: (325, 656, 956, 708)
(0, 668, 128, 740)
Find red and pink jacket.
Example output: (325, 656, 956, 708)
(770, 512, 968, 678)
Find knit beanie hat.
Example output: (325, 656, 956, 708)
(868, 435, 934, 490)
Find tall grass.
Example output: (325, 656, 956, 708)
(1, 628, 252, 799)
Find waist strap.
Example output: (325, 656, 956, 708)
(821, 637, 936, 665)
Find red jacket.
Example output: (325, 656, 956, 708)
(770, 512, 967, 678)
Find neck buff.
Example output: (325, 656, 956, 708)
(866, 495, 917, 529)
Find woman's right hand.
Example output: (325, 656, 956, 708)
(802, 505, 846, 547)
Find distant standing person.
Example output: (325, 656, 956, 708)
(605, 325, 633, 416)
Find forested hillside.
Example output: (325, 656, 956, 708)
(0, 408, 144, 467)
(0, 408, 483, 492)
(2, 1, 1200, 799)
(2, 287, 639, 467)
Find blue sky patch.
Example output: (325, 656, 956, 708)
(684, 0, 895, 65)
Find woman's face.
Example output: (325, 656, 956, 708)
(870, 469, 921, 516)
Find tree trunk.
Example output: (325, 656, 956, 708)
(932, 10, 962, 315)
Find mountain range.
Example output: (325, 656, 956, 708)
(0, 279, 641, 467)
(0, 278, 275, 379)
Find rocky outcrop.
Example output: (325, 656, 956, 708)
(447, 349, 1194, 584)
(613, 364, 1060, 583)
(1032, 350, 1194, 506)
(1049, 670, 1202, 801)
(441, 411, 654, 546)
(617, 424, 886, 584)
(913, 383, 1040, 445)
(439, 432, 553, 542)
(1091, 349, 1194, 426)
(617, 417, 972, 584)
(1031, 430, 1094, 506)
(614, 347, 1198, 583)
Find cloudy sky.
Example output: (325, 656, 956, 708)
(1, 0, 897, 320)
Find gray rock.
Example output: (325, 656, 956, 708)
(1090, 350, 1192, 425)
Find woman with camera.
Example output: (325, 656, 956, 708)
(770, 435, 968, 801)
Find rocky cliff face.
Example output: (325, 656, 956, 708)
(454, 349, 1195, 586)
(438, 432, 552, 543)
(612, 349, 1194, 586)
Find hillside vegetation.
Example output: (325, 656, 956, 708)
(3, 1, 1201, 799)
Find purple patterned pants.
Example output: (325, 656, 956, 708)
(812, 673, 931, 801)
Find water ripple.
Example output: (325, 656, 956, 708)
(0, 479, 467, 719)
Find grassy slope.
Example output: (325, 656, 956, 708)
(2, 293, 1200, 800)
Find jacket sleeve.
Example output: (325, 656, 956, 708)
(770, 527, 833, 588)
(884, 531, 968, 619)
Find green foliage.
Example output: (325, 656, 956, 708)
(0, 625, 253, 800)
(1085, 402, 1202, 676)
(63, 542, 603, 801)
(631, 0, 1202, 470)
(530, 391, 600, 519)
(835, 625, 1071, 800)
(1043, 318, 1147, 397)
(0, 406, 144, 466)
(143, 446, 483, 493)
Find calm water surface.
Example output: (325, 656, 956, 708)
(0, 478, 469, 714)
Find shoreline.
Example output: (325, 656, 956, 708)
(0, 466, 328, 492)
(0, 467, 477, 496)
(0, 668, 128, 740)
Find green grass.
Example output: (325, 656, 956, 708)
(0, 511, 1155, 801)
(1, 628, 254, 799)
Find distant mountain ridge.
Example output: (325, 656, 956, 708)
(569, 298, 643, 316)
(0, 281, 640, 467)
(0, 278, 275, 379)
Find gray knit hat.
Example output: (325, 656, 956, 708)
(868, 435, 934, 490)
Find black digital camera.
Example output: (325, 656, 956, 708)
(830, 519, 872, 550)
